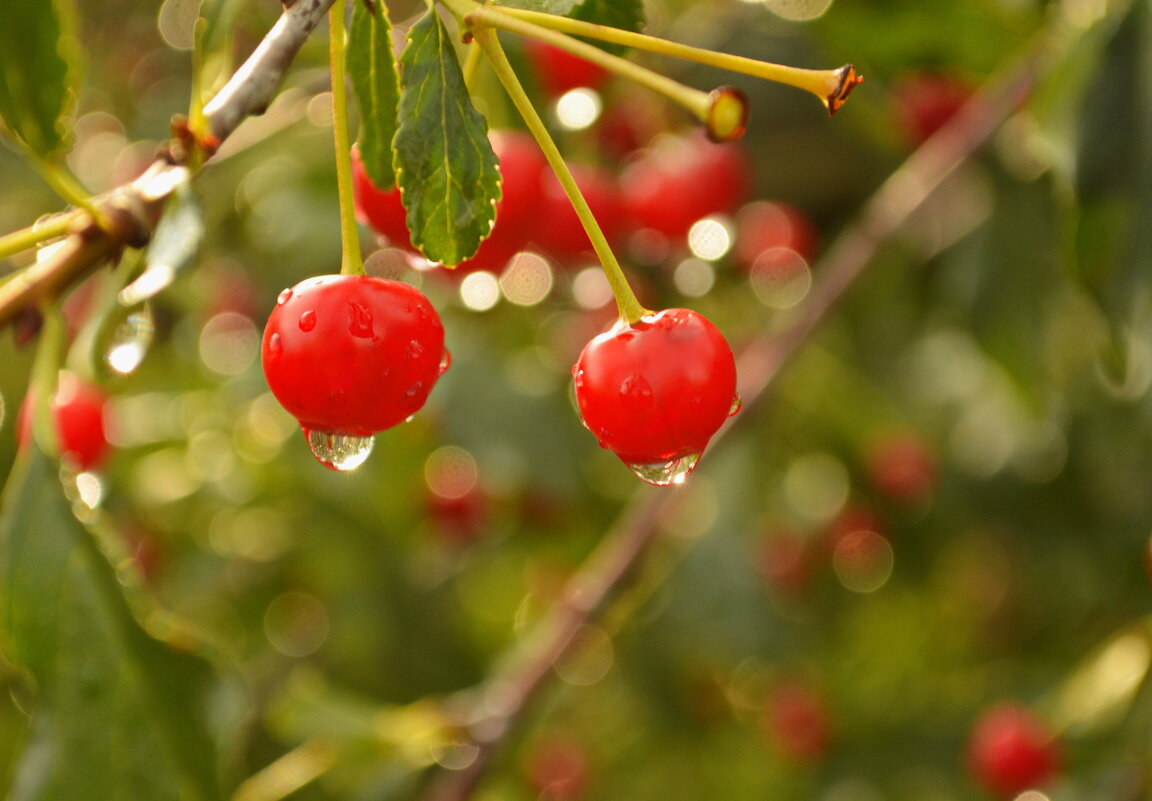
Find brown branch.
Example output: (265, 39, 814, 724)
(0, 0, 337, 331)
(418, 36, 1050, 801)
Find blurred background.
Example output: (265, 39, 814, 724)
(1, 0, 1151, 799)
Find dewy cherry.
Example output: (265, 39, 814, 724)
(572, 308, 738, 485)
(261, 274, 447, 470)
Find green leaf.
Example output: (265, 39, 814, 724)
(0, 0, 81, 158)
(494, 0, 581, 15)
(394, 10, 500, 267)
(348, 0, 402, 190)
(571, 0, 646, 56)
(0, 446, 227, 801)
(1058, 0, 1152, 370)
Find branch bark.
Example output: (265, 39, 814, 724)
(418, 33, 1050, 801)
(0, 0, 337, 331)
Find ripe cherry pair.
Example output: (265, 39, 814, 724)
(261, 273, 738, 484)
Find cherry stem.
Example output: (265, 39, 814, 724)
(0, 213, 78, 263)
(28, 305, 66, 459)
(497, 5, 862, 114)
(471, 25, 648, 325)
(329, 0, 365, 277)
(464, 4, 716, 128)
(36, 161, 110, 230)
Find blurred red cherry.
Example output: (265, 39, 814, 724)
(524, 38, 609, 97)
(734, 200, 817, 267)
(524, 734, 589, 801)
(18, 372, 113, 472)
(536, 163, 623, 264)
(764, 680, 833, 764)
(621, 131, 752, 240)
(967, 703, 1060, 798)
(866, 432, 937, 505)
(893, 71, 974, 145)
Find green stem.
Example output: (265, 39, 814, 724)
(465, 4, 714, 125)
(36, 161, 109, 228)
(0, 213, 77, 263)
(497, 5, 862, 114)
(329, 0, 365, 276)
(472, 25, 648, 324)
(29, 306, 67, 459)
(462, 38, 482, 90)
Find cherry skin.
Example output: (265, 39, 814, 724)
(352, 145, 412, 250)
(572, 308, 738, 485)
(17, 371, 112, 472)
(524, 38, 609, 97)
(261, 274, 446, 468)
(967, 703, 1060, 798)
(621, 131, 752, 240)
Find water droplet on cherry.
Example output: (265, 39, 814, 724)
(406, 340, 425, 360)
(439, 348, 452, 374)
(268, 332, 282, 356)
(619, 373, 654, 409)
(405, 381, 425, 398)
(348, 302, 376, 339)
(729, 393, 743, 416)
(302, 428, 375, 471)
(624, 453, 701, 486)
(277, 288, 293, 306)
(299, 310, 317, 331)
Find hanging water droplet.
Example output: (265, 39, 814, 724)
(439, 348, 452, 374)
(268, 332, 282, 356)
(277, 288, 293, 305)
(303, 428, 375, 471)
(299, 310, 317, 331)
(105, 305, 155, 375)
(405, 414, 416, 423)
(406, 340, 424, 360)
(729, 393, 743, 416)
(348, 302, 375, 339)
(624, 453, 701, 486)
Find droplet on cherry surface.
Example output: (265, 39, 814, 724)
(625, 453, 701, 487)
(303, 428, 375, 472)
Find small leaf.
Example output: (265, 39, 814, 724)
(348, 0, 402, 190)
(0, 446, 228, 801)
(394, 10, 500, 267)
(571, 0, 646, 56)
(494, 0, 582, 15)
(0, 0, 81, 158)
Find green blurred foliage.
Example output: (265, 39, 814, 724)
(1, 0, 1152, 800)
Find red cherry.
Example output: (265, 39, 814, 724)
(457, 130, 549, 273)
(523, 735, 589, 801)
(353, 133, 548, 274)
(734, 200, 818, 267)
(621, 131, 752, 240)
(17, 372, 112, 471)
(524, 38, 609, 97)
(967, 703, 1060, 798)
(866, 432, 937, 505)
(893, 72, 974, 145)
(536, 164, 623, 264)
(352, 145, 412, 250)
(572, 308, 738, 485)
(261, 275, 446, 469)
(764, 681, 833, 764)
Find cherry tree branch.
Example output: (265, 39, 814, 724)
(0, 0, 337, 331)
(418, 35, 1051, 801)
